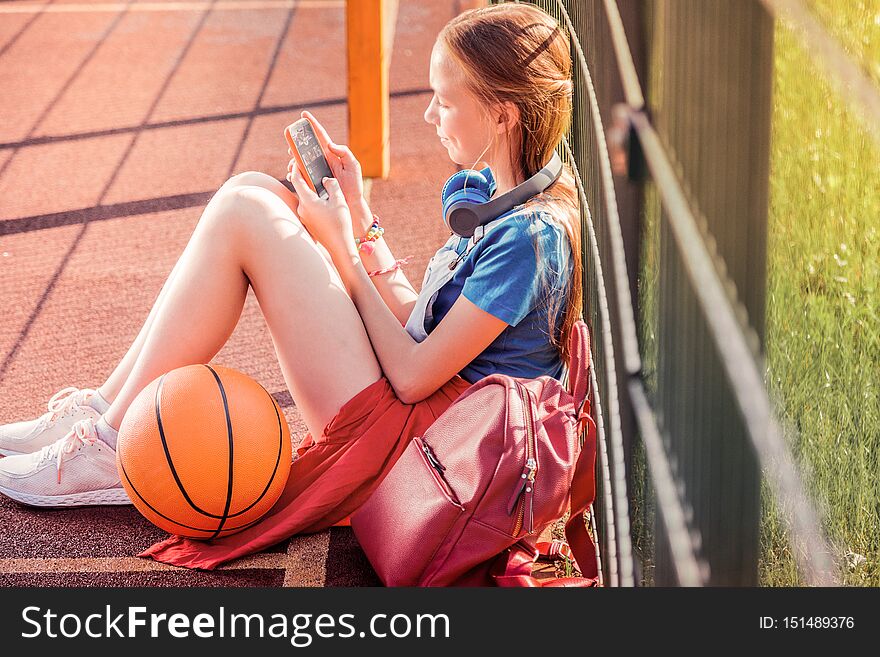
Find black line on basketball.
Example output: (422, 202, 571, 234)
(155, 371, 221, 519)
(226, 382, 286, 517)
(205, 364, 234, 540)
(219, 382, 287, 519)
(148, 373, 283, 521)
(118, 449, 263, 536)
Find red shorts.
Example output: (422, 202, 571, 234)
(140, 374, 474, 570)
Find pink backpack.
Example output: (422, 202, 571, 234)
(350, 319, 599, 587)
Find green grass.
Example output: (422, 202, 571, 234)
(632, 1, 879, 586)
(633, 182, 660, 587)
(761, 0, 880, 586)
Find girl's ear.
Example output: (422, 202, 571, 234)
(495, 101, 520, 135)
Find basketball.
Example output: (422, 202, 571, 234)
(116, 364, 292, 539)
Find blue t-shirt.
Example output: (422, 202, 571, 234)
(426, 205, 573, 384)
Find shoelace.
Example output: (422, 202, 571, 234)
(13, 387, 93, 443)
(46, 387, 93, 424)
(36, 418, 99, 484)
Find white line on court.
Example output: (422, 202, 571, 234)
(0, 1, 343, 15)
(0, 552, 285, 574)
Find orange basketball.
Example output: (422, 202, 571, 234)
(116, 364, 292, 539)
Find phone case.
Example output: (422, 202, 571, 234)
(284, 118, 334, 199)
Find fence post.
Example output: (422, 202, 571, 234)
(647, 0, 774, 585)
(605, 0, 649, 557)
(346, 0, 395, 178)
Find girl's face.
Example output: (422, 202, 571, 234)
(423, 42, 502, 168)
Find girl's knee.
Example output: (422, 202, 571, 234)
(222, 170, 279, 191)
(204, 185, 309, 252)
(201, 185, 272, 237)
(220, 171, 299, 215)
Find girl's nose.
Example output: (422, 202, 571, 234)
(424, 98, 437, 125)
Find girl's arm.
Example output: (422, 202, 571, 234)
(333, 250, 507, 404)
(292, 111, 420, 324)
(350, 199, 419, 326)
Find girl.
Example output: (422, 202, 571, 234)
(0, 3, 583, 568)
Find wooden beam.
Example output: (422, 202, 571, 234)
(346, 0, 397, 178)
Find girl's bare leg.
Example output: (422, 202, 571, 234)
(102, 172, 382, 441)
(97, 174, 308, 405)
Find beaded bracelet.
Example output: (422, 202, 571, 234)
(354, 214, 385, 255)
(368, 256, 412, 278)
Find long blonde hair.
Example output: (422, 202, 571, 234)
(439, 2, 583, 367)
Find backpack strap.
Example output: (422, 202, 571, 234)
(568, 320, 593, 425)
(563, 318, 600, 579)
(491, 538, 599, 587)
(565, 408, 599, 580)
(536, 539, 573, 561)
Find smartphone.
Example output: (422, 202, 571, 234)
(284, 118, 334, 199)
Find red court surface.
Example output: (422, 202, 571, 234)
(0, 0, 562, 587)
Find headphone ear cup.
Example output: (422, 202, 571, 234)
(445, 190, 490, 235)
(441, 169, 492, 207)
(442, 169, 492, 233)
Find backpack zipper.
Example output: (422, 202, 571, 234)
(508, 382, 537, 536)
(417, 436, 462, 506)
(421, 439, 446, 475)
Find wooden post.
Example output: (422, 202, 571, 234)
(346, 0, 395, 178)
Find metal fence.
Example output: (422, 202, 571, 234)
(489, 0, 858, 585)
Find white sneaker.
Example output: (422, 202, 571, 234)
(0, 387, 103, 456)
(0, 418, 130, 507)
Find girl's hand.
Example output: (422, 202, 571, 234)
(287, 164, 357, 264)
(287, 110, 365, 208)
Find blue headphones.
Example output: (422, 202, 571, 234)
(441, 151, 563, 238)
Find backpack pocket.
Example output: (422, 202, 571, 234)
(352, 436, 465, 586)
(415, 436, 462, 506)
